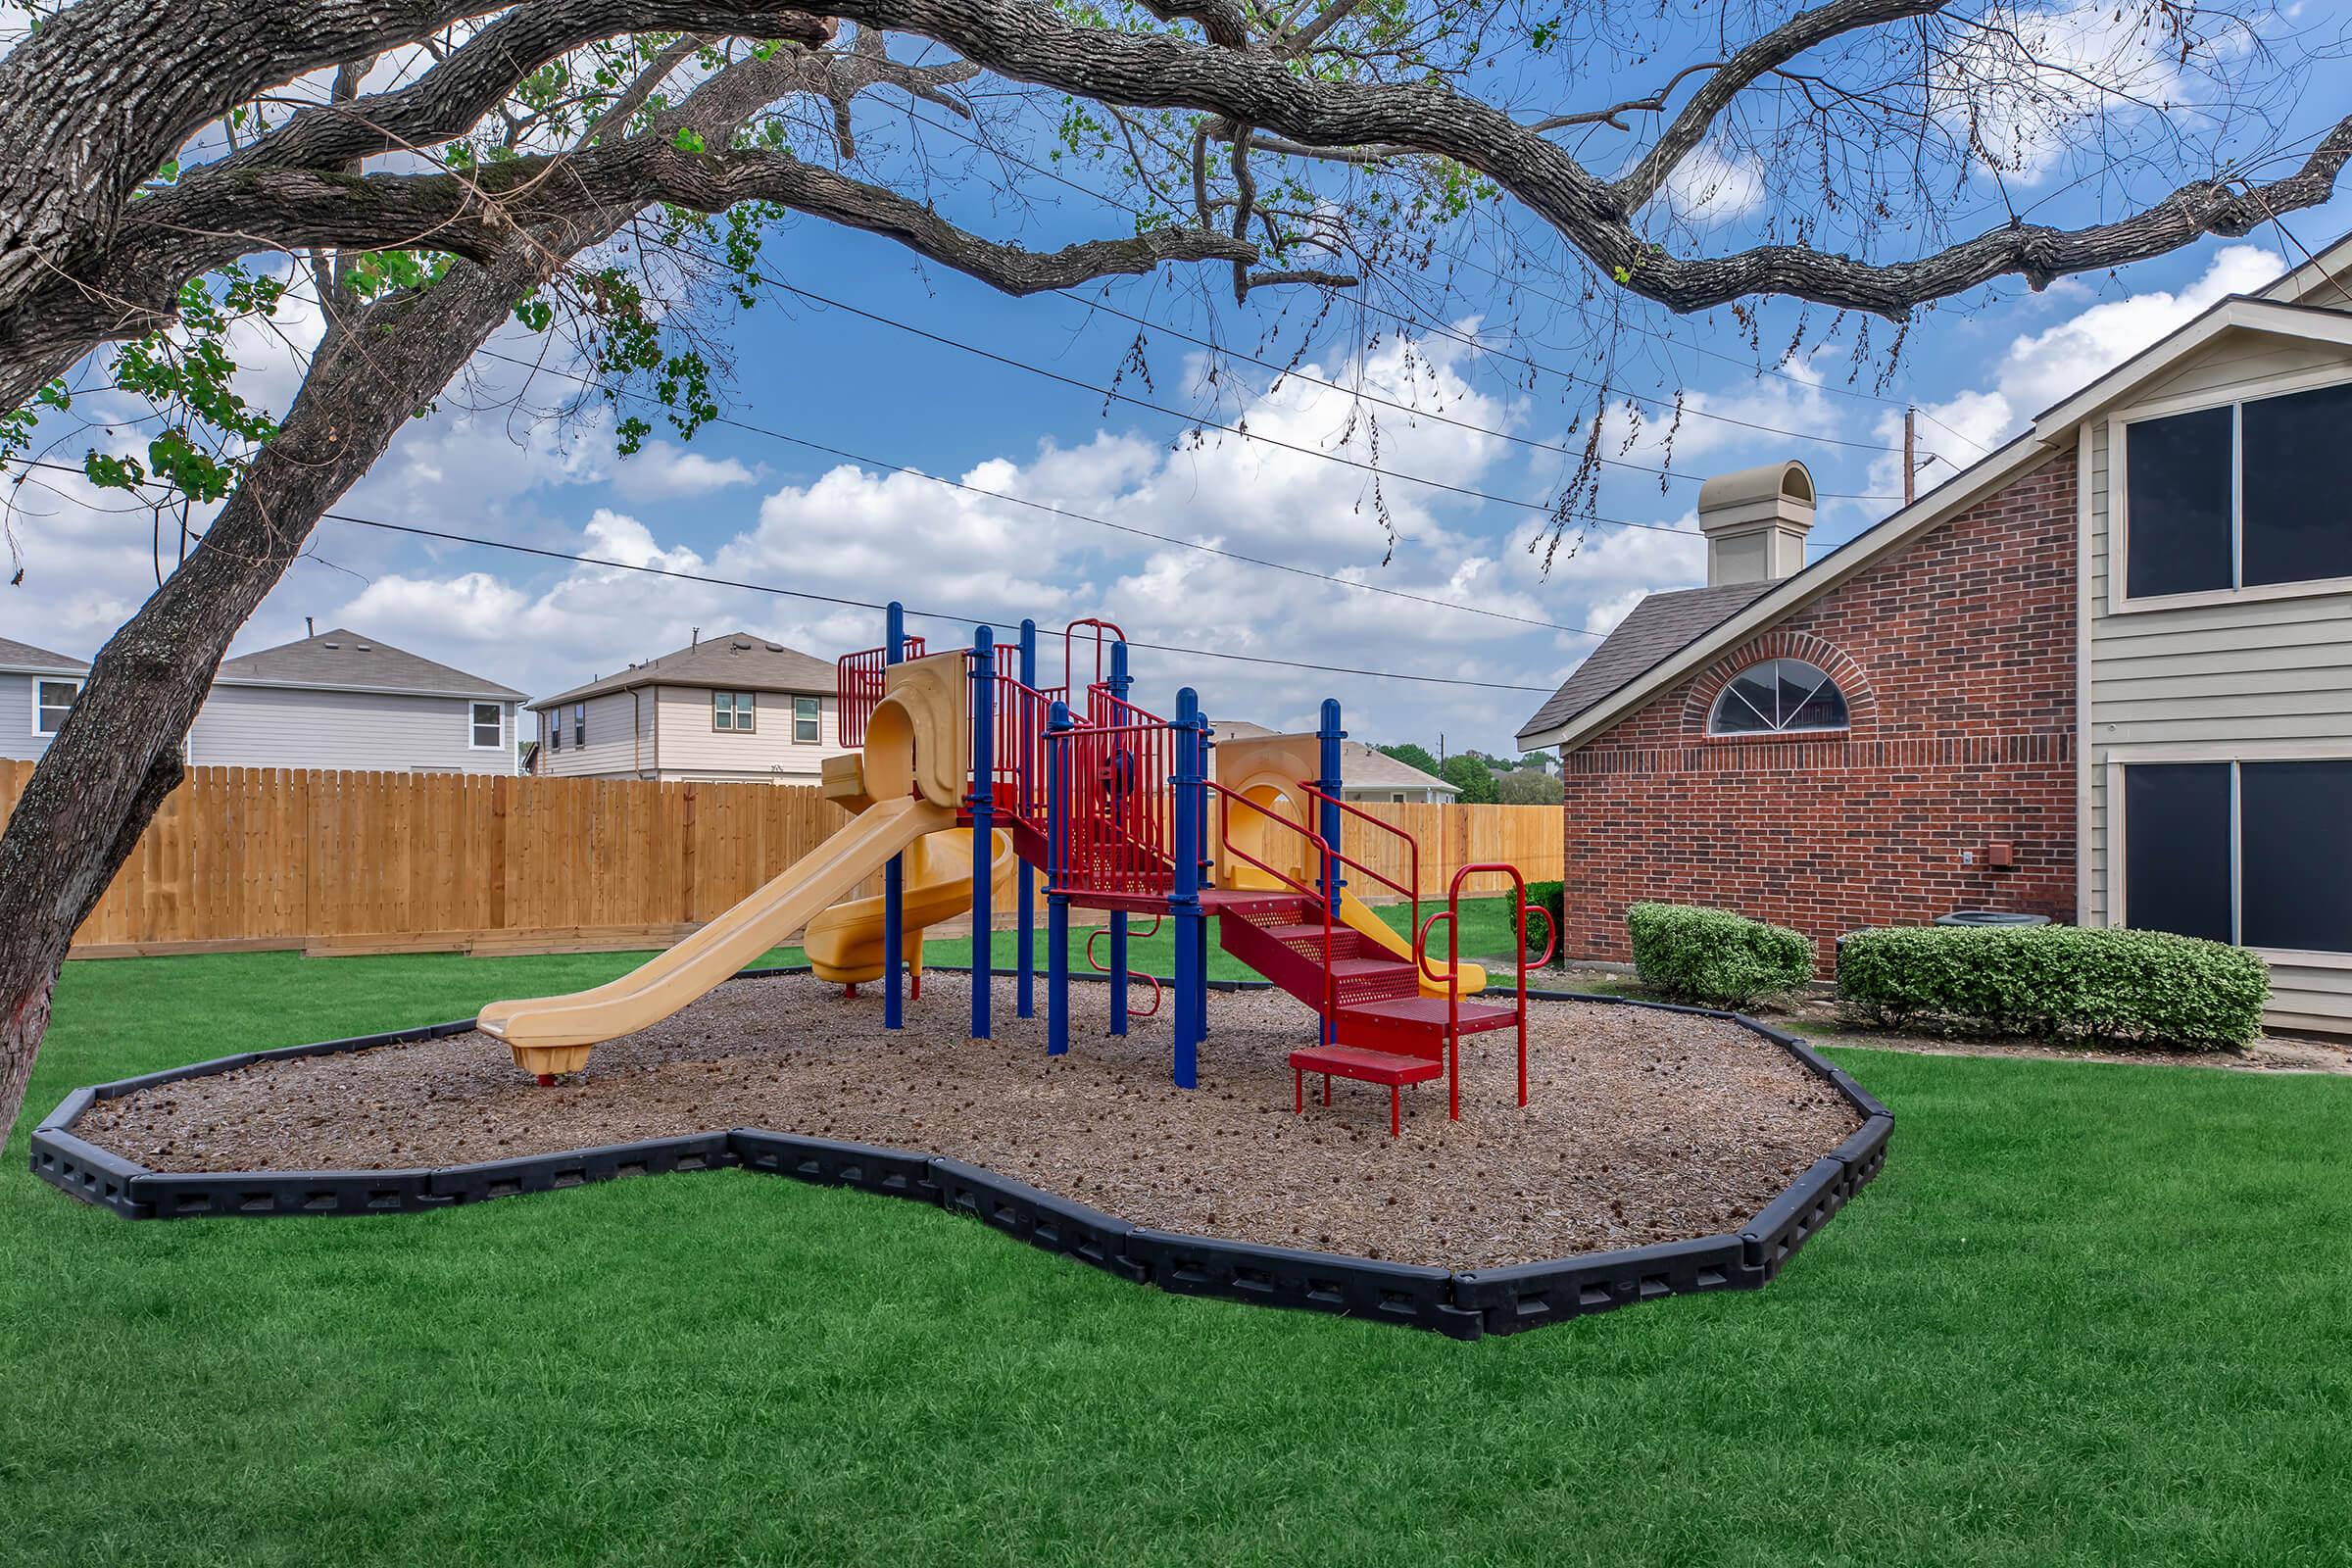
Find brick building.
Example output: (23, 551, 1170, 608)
(1516, 236, 2352, 1032)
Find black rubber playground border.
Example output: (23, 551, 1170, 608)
(27, 965, 1890, 1340)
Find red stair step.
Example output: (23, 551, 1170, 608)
(1288, 1044, 1444, 1086)
(1342, 997, 1520, 1033)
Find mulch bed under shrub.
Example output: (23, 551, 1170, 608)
(72, 973, 1860, 1270)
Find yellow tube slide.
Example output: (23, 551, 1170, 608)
(803, 824, 1016, 986)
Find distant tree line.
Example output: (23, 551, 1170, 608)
(1375, 744, 1560, 806)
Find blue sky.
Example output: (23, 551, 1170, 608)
(6, 5, 2352, 756)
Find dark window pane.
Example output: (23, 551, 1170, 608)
(2240, 760, 2352, 953)
(2125, 762, 2232, 943)
(2240, 382, 2352, 588)
(1715, 665, 1779, 732)
(2126, 406, 2234, 598)
(1781, 663, 1849, 730)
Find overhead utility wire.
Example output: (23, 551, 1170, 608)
(467, 347, 1613, 639)
(0, 455, 1562, 692)
(682, 250, 1714, 537)
(893, 105, 1912, 462)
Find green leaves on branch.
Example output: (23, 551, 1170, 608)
(78, 267, 285, 504)
(345, 249, 453, 304)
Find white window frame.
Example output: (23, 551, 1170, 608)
(1705, 658, 1850, 738)
(2108, 368, 2352, 615)
(791, 694, 820, 744)
(31, 676, 79, 736)
(468, 701, 504, 751)
(713, 690, 756, 733)
(2105, 747, 2352, 970)
(572, 702, 586, 749)
(546, 709, 561, 753)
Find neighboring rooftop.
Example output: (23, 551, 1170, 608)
(218, 628, 524, 701)
(535, 631, 835, 710)
(0, 635, 88, 675)
(1514, 582, 1769, 748)
(1213, 720, 1458, 795)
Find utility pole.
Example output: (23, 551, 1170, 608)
(1903, 407, 1917, 506)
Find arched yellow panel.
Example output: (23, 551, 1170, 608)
(868, 650, 967, 809)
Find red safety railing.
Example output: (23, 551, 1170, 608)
(1061, 617, 1124, 697)
(981, 663, 1056, 831)
(1415, 862, 1556, 1119)
(1296, 781, 1419, 963)
(1056, 717, 1180, 899)
(1206, 778, 1338, 1026)
(835, 636, 928, 750)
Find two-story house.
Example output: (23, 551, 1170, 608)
(530, 631, 849, 782)
(5, 627, 523, 773)
(1516, 233, 2352, 1034)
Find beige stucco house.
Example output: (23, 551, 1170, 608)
(530, 631, 848, 782)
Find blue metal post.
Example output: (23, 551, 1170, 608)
(969, 627, 995, 1040)
(1015, 619, 1038, 1019)
(1316, 699, 1347, 1047)
(1105, 640, 1132, 1036)
(1169, 687, 1203, 1088)
(1046, 700, 1072, 1056)
(883, 602, 906, 1030)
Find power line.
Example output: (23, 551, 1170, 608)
(893, 105, 1913, 461)
(470, 346, 1616, 639)
(697, 255, 1719, 538)
(2, 455, 1562, 693)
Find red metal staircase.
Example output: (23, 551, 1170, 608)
(1216, 888, 1525, 1136)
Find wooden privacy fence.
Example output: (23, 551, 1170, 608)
(0, 760, 1561, 958)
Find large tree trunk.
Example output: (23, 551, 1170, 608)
(0, 241, 546, 1137)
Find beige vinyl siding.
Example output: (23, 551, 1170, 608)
(535, 688, 652, 777)
(650, 684, 848, 780)
(188, 684, 515, 774)
(2083, 323, 2352, 1030)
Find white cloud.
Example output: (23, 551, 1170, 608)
(1657, 142, 1768, 225)
(608, 440, 758, 502)
(1873, 242, 2283, 495)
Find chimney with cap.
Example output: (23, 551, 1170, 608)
(1695, 459, 1815, 587)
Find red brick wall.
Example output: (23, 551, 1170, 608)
(1557, 450, 2078, 970)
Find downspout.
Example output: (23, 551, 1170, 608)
(632, 688, 643, 777)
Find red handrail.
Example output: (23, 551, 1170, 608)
(1061, 618, 1125, 695)
(1056, 716, 1180, 898)
(1296, 781, 1418, 973)
(1415, 863, 1555, 1118)
(1204, 778, 1337, 1029)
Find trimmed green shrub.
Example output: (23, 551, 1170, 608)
(1835, 924, 2269, 1050)
(1523, 880, 1564, 965)
(1626, 902, 1815, 1008)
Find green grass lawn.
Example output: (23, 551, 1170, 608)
(5, 943, 2350, 1565)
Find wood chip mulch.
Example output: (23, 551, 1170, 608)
(74, 974, 1862, 1270)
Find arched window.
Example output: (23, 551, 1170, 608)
(1708, 658, 1849, 735)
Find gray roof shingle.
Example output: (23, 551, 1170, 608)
(1211, 719, 1458, 794)
(534, 631, 836, 710)
(0, 635, 87, 675)
(1514, 581, 1769, 747)
(217, 628, 525, 701)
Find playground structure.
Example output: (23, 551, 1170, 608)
(478, 606, 1553, 1133)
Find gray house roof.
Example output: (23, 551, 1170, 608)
(535, 630, 836, 710)
(0, 635, 88, 676)
(1212, 719, 1458, 796)
(217, 627, 525, 702)
(1514, 582, 1769, 747)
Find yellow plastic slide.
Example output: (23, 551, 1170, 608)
(802, 823, 1016, 988)
(479, 795, 954, 1074)
(1337, 888, 1488, 998)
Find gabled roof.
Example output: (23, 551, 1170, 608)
(217, 628, 524, 702)
(0, 635, 87, 676)
(1513, 582, 1769, 747)
(1518, 233, 2352, 756)
(1211, 720, 1459, 794)
(2258, 231, 2352, 306)
(534, 630, 835, 710)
